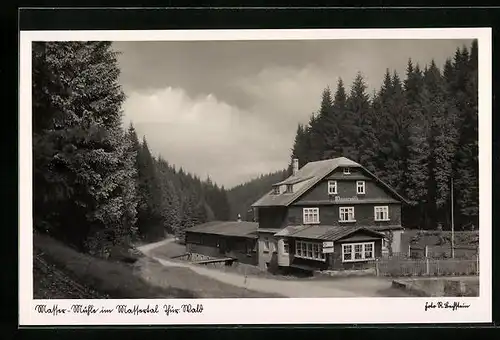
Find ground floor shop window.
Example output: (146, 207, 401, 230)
(342, 242, 375, 262)
(295, 240, 325, 261)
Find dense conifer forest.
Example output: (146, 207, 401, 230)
(229, 40, 478, 231)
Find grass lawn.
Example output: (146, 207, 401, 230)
(401, 230, 478, 259)
(34, 233, 281, 299)
(34, 253, 107, 299)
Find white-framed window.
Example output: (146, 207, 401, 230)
(374, 206, 390, 221)
(343, 167, 351, 175)
(303, 207, 320, 224)
(342, 242, 375, 262)
(273, 186, 280, 195)
(328, 180, 337, 195)
(283, 239, 289, 254)
(339, 207, 356, 222)
(295, 240, 326, 261)
(286, 184, 293, 193)
(356, 181, 365, 194)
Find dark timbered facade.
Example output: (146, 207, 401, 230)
(252, 157, 408, 271)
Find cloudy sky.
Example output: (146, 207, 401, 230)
(114, 39, 471, 189)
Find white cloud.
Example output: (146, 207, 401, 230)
(233, 64, 329, 127)
(122, 86, 292, 188)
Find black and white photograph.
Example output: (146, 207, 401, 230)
(19, 28, 492, 325)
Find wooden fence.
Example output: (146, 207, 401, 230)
(384, 245, 478, 260)
(373, 255, 479, 277)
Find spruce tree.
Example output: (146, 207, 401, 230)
(454, 41, 479, 223)
(32, 41, 138, 255)
(344, 72, 370, 162)
(309, 87, 334, 161)
(323, 78, 347, 159)
(404, 60, 429, 228)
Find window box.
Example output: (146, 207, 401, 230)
(342, 242, 375, 262)
(303, 207, 320, 224)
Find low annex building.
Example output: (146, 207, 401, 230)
(251, 156, 408, 271)
(184, 220, 259, 266)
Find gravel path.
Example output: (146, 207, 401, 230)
(138, 238, 408, 298)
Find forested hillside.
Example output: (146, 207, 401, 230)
(32, 41, 231, 259)
(287, 40, 478, 231)
(128, 127, 231, 242)
(227, 169, 288, 221)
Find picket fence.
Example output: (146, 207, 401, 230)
(372, 255, 479, 277)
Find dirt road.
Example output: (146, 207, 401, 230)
(137, 237, 177, 254)
(138, 238, 410, 298)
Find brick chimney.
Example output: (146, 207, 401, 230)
(292, 158, 299, 176)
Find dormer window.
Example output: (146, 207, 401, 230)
(273, 186, 280, 195)
(286, 184, 293, 193)
(343, 167, 351, 175)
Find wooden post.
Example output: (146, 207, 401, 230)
(408, 244, 411, 257)
(425, 245, 429, 276)
(476, 253, 479, 275)
(451, 178, 455, 259)
(375, 258, 379, 276)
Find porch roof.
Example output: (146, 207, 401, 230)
(275, 225, 385, 241)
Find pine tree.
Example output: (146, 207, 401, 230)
(323, 78, 347, 159)
(309, 87, 334, 161)
(427, 62, 459, 229)
(290, 123, 309, 173)
(381, 71, 407, 193)
(131, 135, 164, 240)
(344, 72, 370, 162)
(454, 41, 479, 223)
(372, 69, 394, 182)
(32, 41, 138, 255)
(404, 60, 429, 215)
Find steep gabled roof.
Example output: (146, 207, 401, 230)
(252, 157, 359, 207)
(251, 157, 408, 207)
(360, 167, 409, 204)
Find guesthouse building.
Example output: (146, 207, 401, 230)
(251, 157, 408, 271)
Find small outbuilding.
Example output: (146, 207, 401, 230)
(184, 221, 259, 266)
